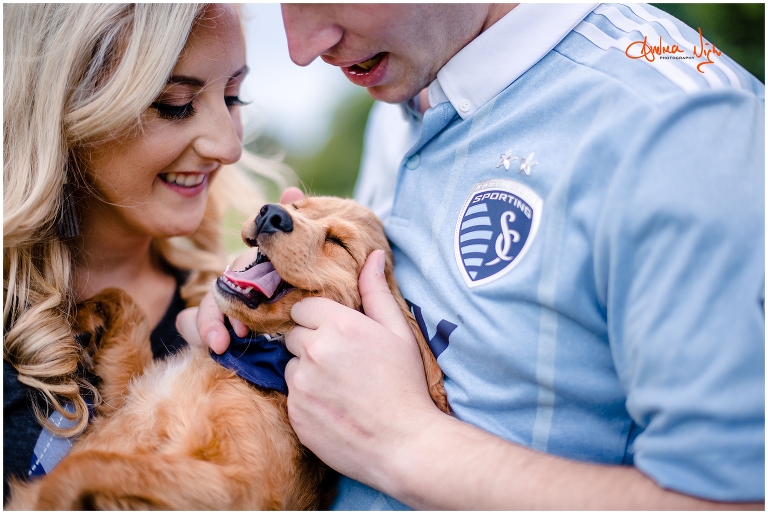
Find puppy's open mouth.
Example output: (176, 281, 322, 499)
(216, 248, 294, 309)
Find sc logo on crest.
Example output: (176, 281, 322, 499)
(454, 179, 543, 288)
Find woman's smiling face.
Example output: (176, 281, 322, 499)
(83, 4, 246, 239)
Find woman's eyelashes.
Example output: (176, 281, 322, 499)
(225, 95, 250, 108)
(152, 100, 195, 120)
(152, 96, 251, 121)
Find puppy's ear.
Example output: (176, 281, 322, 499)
(382, 253, 451, 415)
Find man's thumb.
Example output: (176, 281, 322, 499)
(358, 250, 415, 344)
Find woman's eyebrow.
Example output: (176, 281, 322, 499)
(230, 65, 249, 80)
(168, 75, 205, 87)
(167, 66, 249, 87)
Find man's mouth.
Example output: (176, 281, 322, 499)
(346, 53, 385, 75)
(216, 248, 294, 309)
(159, 173, 206, 187)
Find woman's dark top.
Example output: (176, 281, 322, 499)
(3, 273, 188, 501)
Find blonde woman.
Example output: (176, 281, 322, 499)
(3, 3, 283, 498)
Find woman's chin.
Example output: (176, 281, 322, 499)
(153, 211, 207, 239)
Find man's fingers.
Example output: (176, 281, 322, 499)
(176, 307, 203, 346)
(223, 249, 259, 338)
(196, 292, 231, 354)
(290, 296, 339, 330)
(284, 324, 314, 359)
(284, 355, 299, 388)
(230, 317, 249, 338)
(280, 187, 305, 204)
(231, 247, 259, 270)
(358, 250, 415, 344)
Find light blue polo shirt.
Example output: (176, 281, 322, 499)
(336, 3, 764, 508)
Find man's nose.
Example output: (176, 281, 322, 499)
(281, 4, 343, 67)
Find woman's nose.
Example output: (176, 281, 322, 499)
(194, 101, 243, 166)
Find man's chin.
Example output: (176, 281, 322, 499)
(366, 83, 422, 105)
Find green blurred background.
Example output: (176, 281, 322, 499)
(226, 4, 764, 253)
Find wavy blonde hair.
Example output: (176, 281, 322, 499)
(4, 4, 291, 437)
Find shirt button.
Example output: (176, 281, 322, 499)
(405, 154, 420, 169)
(459, 100, 471, 113)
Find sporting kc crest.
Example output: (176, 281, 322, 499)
(454, 179, 543, 288)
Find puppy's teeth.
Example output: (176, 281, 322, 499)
(244, 287, 252, 294)
(225, 265, 230, 272)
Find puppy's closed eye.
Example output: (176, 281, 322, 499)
(325, 231, 349, 252)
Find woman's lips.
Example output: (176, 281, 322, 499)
(158, 172, 209, 197)
(341, 52, 388, 88)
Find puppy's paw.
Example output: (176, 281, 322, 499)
(74, 288, 139, 332)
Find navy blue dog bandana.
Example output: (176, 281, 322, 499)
(210, 329, 293, 395)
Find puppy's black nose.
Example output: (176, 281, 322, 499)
(255, 204, 293, 235)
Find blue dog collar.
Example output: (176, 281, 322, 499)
(209, 330, 293, 395)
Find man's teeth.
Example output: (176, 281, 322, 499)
(221, 275, 253, 295)
(161, 173, 205, 187)
(356, 54, 381, 71)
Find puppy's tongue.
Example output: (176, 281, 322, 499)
(223, 262, 282, 298)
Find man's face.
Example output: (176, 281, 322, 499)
(281, 4, 489, 104)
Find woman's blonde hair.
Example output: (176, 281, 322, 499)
(3, 4, 290, 437)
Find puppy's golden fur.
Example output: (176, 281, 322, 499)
(7, 196, 448, 510)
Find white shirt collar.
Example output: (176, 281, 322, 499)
(428, 4, 598, 119)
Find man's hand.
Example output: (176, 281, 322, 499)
(283, 249, 444, 485)
(284, 260, 762, 512)
(175, 256, 252, 352)
(176, 187, 306, 353)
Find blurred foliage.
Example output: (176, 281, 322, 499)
(653, 3, 764, 82)
(222, 206, 249, 254)
(283, 92, 374, 198)
(244, 91, 373, 200)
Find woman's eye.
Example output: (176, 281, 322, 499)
(151, 101, 195, 120)
(225, 96, 250, 108)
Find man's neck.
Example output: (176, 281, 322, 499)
(417, 3, 518, 115)
(483, 4, 517, 33)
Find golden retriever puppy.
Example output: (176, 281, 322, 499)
(7, 196, 448, 510)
